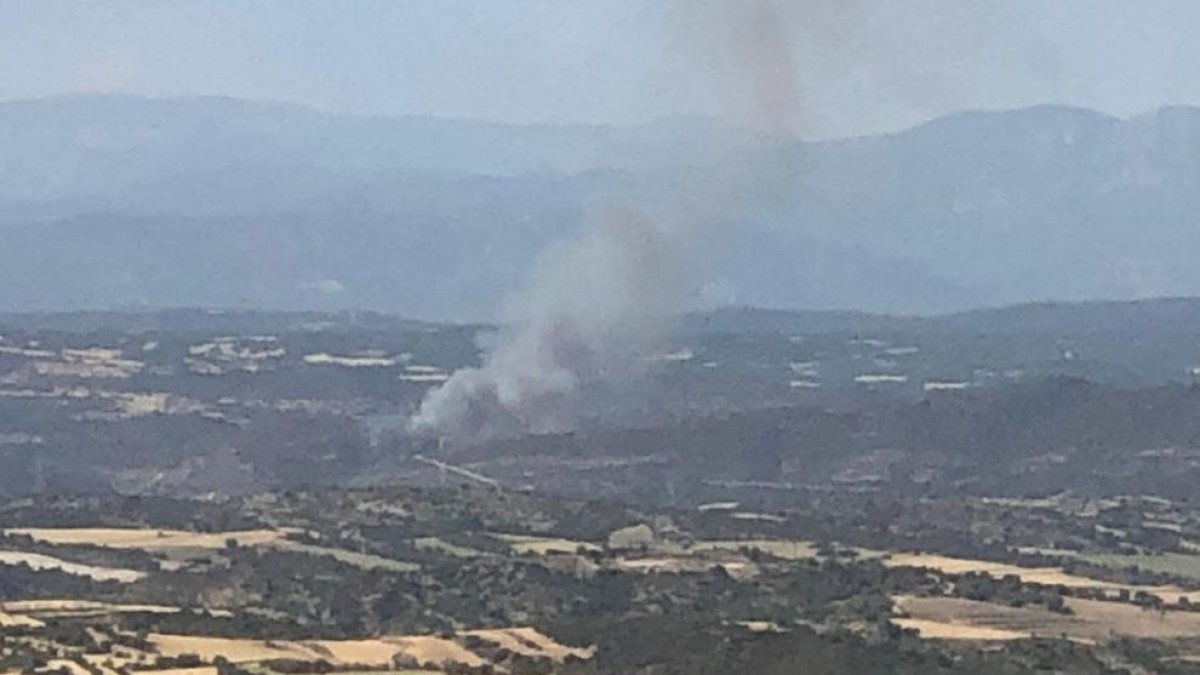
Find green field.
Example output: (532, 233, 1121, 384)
(1075, 552, 1200, 582)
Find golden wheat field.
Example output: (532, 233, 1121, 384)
(891, 618, 1029, 641)
(0, 609, 44, 628)
(7, 527, 289, 550)
(144, 624, 590, 667)
(5, 527, 417, 573)
(147, 627, 587, 670)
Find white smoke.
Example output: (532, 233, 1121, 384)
(410, 0, 853, 443)
(409, 197, 703, 441)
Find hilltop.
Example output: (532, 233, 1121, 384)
(4, 97, 1200, 317)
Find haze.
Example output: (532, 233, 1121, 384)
(3, 0, 1200, 319)
(10, 6, 1200, 672)
(3, 0, 1200, 138)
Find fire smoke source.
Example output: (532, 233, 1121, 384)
(409, 200, 699, 442)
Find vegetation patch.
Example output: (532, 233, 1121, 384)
(0, 551, 145, 583)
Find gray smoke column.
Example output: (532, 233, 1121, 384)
(409, 197, 702, 441)
(682, 0, 804, 136)
(677, 0, 864, 136)
(410, 0, 840, 443)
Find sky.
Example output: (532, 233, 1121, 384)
(2, 0, 1200, 139)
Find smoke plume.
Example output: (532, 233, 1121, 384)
(410, 0, 843, 443)
(680, 0, 804, 136)
(409, 194, 705, 441)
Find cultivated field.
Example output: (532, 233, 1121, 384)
(7, 527, 288, 550)
(1073, 551, 1200, 583)
(147, 628, 587, 670)
(0, 551, 145, 583)
(461, 627, 594, 661)
(1, 600, 184, 618)
(278, 541, 419, 572)
(891, 618, 1028, 641)
(883, 552, 1200, 604)
(128, 668, 218, 675)
(413, 536, 482, 558)
(493, 534, 601, 555)
(5, 527, 417, 573)
(0, 608, 44, 628)
(689, 539, 818, 561)
(894, 595, 1200, 643)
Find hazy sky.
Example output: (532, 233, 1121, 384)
(3, 0, 1200, 138)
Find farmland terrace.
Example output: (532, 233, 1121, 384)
(5, 306, 1200, 672)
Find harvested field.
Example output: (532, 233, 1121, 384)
(892, 618, 1028, 641)
(321, 667, 439, 672)
(614, 556, 757, 579)
(735, 621, 786, 633)
(146, 628, 590, 670)
(2, 600, 183, 619)
(1066, 597, 1200, 639)
(149, 634, 303, 663)
(387, 637, 485, 669)
(883, 552, 1199, 604)
(894, 595, 1200, 642)
(413, 537, 482, 558)
(6, 527, 416, 573)
(81, 651, 156, 671)
(690, 539, 817, 561)
(729, 512, 787, 523)
(148, 634, 486, 670)
(2, 600, 178, 614)
(128, 668, 218, 675)
(884, 553, 1081, 579)
(461, 627, 594, 661)
(277, 542, 418, 572)
(0, 609, 44, 628)
(0, 551, 145, 583)
(493, 534, 600, 555)
(296, 639, 409, 665)
(45, 660, 93, 675)
(615, 557, 692, 573)
(7, 527, 287, 550)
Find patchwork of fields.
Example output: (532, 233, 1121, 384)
(894, 595, 1200, 642)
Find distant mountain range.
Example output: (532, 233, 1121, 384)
(10, 297, 1200, 341)
(685, 297, 1200, 337)
(2, 95, 1199, 319)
